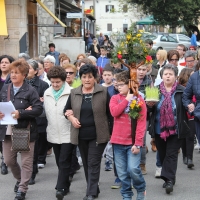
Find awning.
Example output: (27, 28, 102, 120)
(0, 0, 8, 36)
(136, 16, 159, 25)
(36, 0, 67, 27)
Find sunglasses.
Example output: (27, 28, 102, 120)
(66, 72, 74, 75)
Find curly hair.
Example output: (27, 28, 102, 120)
(9, 60, 29, 77)
(47, 66, 66, 81)
(115, 70, 129, 84)
(79, 64, 98, 78)
(178, 68, 194, 86)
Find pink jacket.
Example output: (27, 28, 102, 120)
(110, 94, 147, 146)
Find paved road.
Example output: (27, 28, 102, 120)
(1, 134, 200, 200)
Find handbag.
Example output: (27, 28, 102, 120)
(7, 84, 31, 152)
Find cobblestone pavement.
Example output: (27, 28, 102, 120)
(1, 134, 200, 200)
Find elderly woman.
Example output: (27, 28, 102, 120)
(26, 59, 49, 184)
(148, 64, 189, 194)
(44, 66, 74, 200)
(89, 38, 100, 58)
(62, 63, 81, 88)
(18, 53, 30, 61)
(0, 60, 43, 200)
(43, 55, 56, 72)
(0, 55, 15, 175)
(64, 64, 112, 200)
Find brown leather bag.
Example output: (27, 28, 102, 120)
(7, 84, 31, 152)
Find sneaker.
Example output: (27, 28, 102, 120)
(1, 162, 8, 175)
(78, 156, 83, 166)
(140, 164, 147, 175)
(28, 177, 35, 185)
(111, 177, 121, 189)
(56, 189, 69, 200)
(194, 143, 200, 150)
(105, 161, 112, 171)
(14, 191, 26, 200)
(38, 164, 45, 169)
(155, 166, 162, 178)
(136, 190, 146, 200)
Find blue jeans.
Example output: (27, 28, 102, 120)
(113, 144, 146, 200)
(156, 151, 162, 167)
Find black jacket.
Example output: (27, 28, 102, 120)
(89, 44, 100, 58)
(0, 82, 43, 142)
(148, 84, 190, 139)
(27, 76, 49, 133)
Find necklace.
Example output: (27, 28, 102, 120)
(83, 93, 93, 103)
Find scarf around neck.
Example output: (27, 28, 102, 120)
(52, 83, 65, 101)
(26, 76, 36, 87)
(159, 81, 178, 141)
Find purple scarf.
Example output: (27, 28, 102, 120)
(160, 81, 178, 141)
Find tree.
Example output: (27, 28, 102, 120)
(119, 0, 200, 35)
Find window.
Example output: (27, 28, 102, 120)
(105, 5, 114, 12)
(107, 23, 112, 31)
(178, 35, 190, 42)
(123, 5, 128, 12)
(168, 36, 177, 43)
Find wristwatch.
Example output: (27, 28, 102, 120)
(135, 145, 141, 149)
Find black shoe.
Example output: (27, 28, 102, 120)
(183, 157, 187, 165)
(1, 162, 8, 175)
(28, 178, 35, 185)
(14, 181, 20, 193)
(165, 181, 173, 194)
(14, 191, 26, 200)
(56, 189, 69, 200)
(187, 159, 194, 168)
(87, 195, 95, 200)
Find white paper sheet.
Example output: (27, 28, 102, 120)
(0, 101, 18, 125)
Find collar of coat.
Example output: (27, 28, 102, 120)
(45, 82, 71, 97)
(73, 83, 104, 95)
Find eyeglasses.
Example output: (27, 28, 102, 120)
(169, 59, 179, 62)
(176, 48, 183, 51)
(116, 83, 126, 88)
(66, 72, 74, 75)
(186, 60, 195, 63)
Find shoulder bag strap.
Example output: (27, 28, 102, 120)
(7, 84, 12, 102)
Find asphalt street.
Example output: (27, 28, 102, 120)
(1, 134, 200, 200)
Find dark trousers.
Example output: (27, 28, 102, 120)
(38, 132, 48, 164)
(195, 119, 200, 143)
(155, 134, 182, 183)
(32, 140, 39, 179)
(0, 141, 2, 153)
(78, 139, 107, 196)
(52, 143, 74, 190)
(69, 146, 80, 176)
(181, 120, 195, 160)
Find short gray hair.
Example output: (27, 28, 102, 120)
(44, 55, 56, 64)
(27, 59, 38, 71)
(88, 55, 97, 63)
(18, 53, 30, 61)
(160, 64, 178, 77)
(184, 50, 196, 59)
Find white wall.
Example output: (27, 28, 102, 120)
(85, 0, 143, 34)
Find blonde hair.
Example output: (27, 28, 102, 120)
(62, 63, 77, 74)
(157, 49, 167, 61)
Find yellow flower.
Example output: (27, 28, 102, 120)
(117, 51, 122, 54)
(120, 42, 124, 47)
(136, 34, 142, 38)
(130, 100, 136, 109)
(139, 30, 144, 33)
(132, 37, 136, 40)
(126, 34, 131, 40)
(125, 41, 128, 44)
(144, 48, 147, 52)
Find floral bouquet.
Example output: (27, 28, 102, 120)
(125, 96, 143, 119)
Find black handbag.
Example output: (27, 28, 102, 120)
(7, 84, 31, 152)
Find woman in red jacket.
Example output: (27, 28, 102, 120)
(109, 71, 147, 200)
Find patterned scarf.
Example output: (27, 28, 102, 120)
(26, 76, 36, 87)
(160, 81, 177, 141)
(52, 83, 65, 101)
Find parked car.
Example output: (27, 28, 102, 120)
(143, 33, 200, 51)
(169, 33, 200, 49)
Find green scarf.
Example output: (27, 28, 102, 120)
(52, 83, 65, 101)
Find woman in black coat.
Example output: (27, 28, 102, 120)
(148, 64, 190, 195)
(0, 60, 43, 200)
(26, 59, 49, 185)
(89, 38, 100, 59)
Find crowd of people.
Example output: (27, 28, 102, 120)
(0, 31, 200, 200)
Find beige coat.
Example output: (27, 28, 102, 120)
(44, 82, 71, 144)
